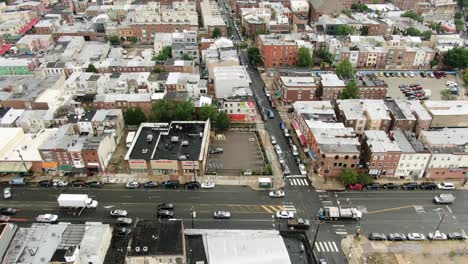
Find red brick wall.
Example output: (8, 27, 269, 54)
(425, 168, 468, 179)
(259, 44, 298, 68)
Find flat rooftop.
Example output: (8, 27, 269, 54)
(280, 76, 316, 87)
(293, 101, 336, 121)
(320, 73, 345, 87)
(420, 128, 468, 147)
(128, 220, 184, 256)
(364, 130, 401, 153)
(337, 99, 391, 121)
(423, 100, 468, 116)
(306, 120, 360, 154)
(127, 123, 169, 160)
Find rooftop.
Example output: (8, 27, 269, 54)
(364, 130, 401, 153)
(126, 123, 170, 160)
(320, 73, 345, 87)
(423, 100, 468, 116)
(280, 76, 316, 87)
(292, 101, 336, 121)
(0, 75, 63, 102)
(337, 99, 391, 121)
(356, 74, 387, 87)
(2, 128, 58, 162)
(394, 100, 432, 121)
(128, 220, 184, 256)
(213, 66, 251, 82)
(391, 130, 427, 153)
(94, 93, 152, 103)
(420, 128, 468, 147)
(306, 121, 360, 154)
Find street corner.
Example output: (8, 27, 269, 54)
(310, 174, 346, 192)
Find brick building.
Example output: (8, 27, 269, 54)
(362, 130, 401, 177)
(274, 71, 318, 105)
(256, 34, 298, 68)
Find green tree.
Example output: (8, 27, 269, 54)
(405, 27, 421, 36)
(85, 63, 98, 73)
(124, 107, 147, 126)
(150, 100, 176, 122)
(297, 47, 313, 67)
(336, 25, 355, 35)
(198, 104, 218, 121)
(421, 30, 432, 39)
(463, 69, 468, 85)
(357, 173, 373, 185)
(108, 36, 120, 45)
(360, 26, 369, 36)
(430, 58, 438, 68)
(443, 47, 468, 69)
(401, 10, 423, 22)
(341, 169, 359, 185)
(316, 49, 334, 66)
(247, 47, 262, 65)
(181, 53, 192, 60)
(215, 111, 230, 131)
(153, 46, 172, 61)
(341, 9, 352, 16)
(212, 27, 221, 38)
(238, 42, 248, 49)
(351, 3, 369, 12)
(128, 36, 138, 44)
(340, 79, 360, 99)
(336, 59, 355, 79)
(440, 89, 457, 100)
(153, 67, 165, 73)
(174, 101, 194, 121)
(455, 19, 464, 31)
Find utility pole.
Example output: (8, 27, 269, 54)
(16, 150, 29, 175)
(311, 220, 321, 253)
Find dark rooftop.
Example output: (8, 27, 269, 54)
(164, 91, 189, 101)
(185, 235, 207, 264)
(80, 110, 96, 122)
(88, 74, 101, 82)
(129, 124, 169, 160)
(128, 220, 184, 256)
(356, 74, 387, 87)
(385, 100, 406, 119)
(67, 114, 80, 123)
(0, 107, 11, 118)
(50, 248, 67, 262)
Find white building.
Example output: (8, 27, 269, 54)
(15, 109, 55, 133)
(392, 130, 431, 179)
(213, 66, 251, 98)
(65, 72, 111, 96)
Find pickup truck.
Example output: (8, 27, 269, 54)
(288, 218, 310, 229)
(433, 194, 455, 204)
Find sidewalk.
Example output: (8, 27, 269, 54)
(310, 173, 345, 191)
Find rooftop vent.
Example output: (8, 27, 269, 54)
(179, 155, 187, 160)
(135, 247, 140, 252)
(142, 149, 148, 154)
(147, 134, 153, 142)
(181, 140, 189, 146)
(143, 246, 148, 252)
(171, 136, 179, 142)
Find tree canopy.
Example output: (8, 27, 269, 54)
(336, 25, 355, 35)
(351, 3, 370, 12)
(198, 104, 218, 121)
(215, 111, 230, 131)
(401, 10, 423, 22)
(85, 64, 98, 73)
(124, 108, 147, 126)
(297, 47, 313, 67)
(443, 47, 468, 69)
(336, 59, 355, 79)
(150, 100, 195, 123)
(153, 46, 172, 61)
(247, 47, 262, 65)
(341, 169, 358, 185)
(340, 79, 360, 99)
(212, 27, 221, 38)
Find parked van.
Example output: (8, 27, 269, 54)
(9, 177, 25, 186)
(291, 145, 298, 156)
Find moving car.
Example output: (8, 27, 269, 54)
(71, 180, 87, 187)
(347, 183, 364, 190)
(368, 233, 387, 241)
(420, 182, 437, 190)
(213, 211, 231, 219)
(116, 217, 133, 226)
(407, 233, 426, 241)
(433, 193, 455, 204)
(184, 181, 201, 190)
(201, 181, 215, 189)
(437, 182, 455, 190)
(87, 181, 104, 188)
(0, 208, 18, 215)
(157, 209, 174, 218)
(428, 231, 447, 240)
(275, 210, 294, 219)
(110, 210, 128, 217)
(287, 218, 310, 229)
(401, 182, 419, 190)
(387, 233, 407, 241)
(35, 214, 58, 223)
(143, 181, 158, 188)
(158, 203, 175, 210)
(269, 190, 285, 198)
(209, 147, 224, 154)
(299, 164, 307, 176)
(161, 180, 180, 189)
(366, 183, 382, 190)
(447, 232, 467, 240)
(382, 183, 399, 189)
(3, 188, 11, 199)
(125, 181, 140, 189)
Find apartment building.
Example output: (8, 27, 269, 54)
(91, 93, 153, 116)
(355, 73, 387, 99)
(0, 58, 37, 76)
(392, 130, 431, 179)
(274, 70, 318, 105)
(213, 66, 251, 98)
(256, 34, 298, 68)
(15, 35, 54, 53)
(200, 0, 228, 37)
(171, 30, 199, 62)
(218, 95, 257, 123)
(423, 100, 468, 128)
(385, 100, 432, 135)
(240, 8, 271, 37)
(165, 72, 205, 98)
(336, 99, 391, 134)
(362, 130, 401, 177)
(319, 73, 346, 101)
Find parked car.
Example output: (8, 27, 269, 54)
(161, 180, 180, 188)
(382, 183, 399, 190)
(3, 188, 11, 199)
(116, 217, 133, 226)
(125, 181, 140, 189)
(275, 145, 282, 156)
(428, 231, 447, 240)
(143, 181, 158, 188)
(158, 203, 175, 210)
(447, 232, 467, 240)
(71, 180, 87, 187)
(387, 233, 407, 241)
(209, 147, 224, 154)
(110, 210, 128, 217)
(0, 208, 19, 215)
(408, 71, 415, 77)
(275, 210, 294, 219)
(410, 83, 420, 87)
(420, 182, 437, 190)
(407, 233, 426, 241)
(53, 180, 68, 187)
(201, 181, 215, 189)
(184, 181, 201, 190)
(396, 72, 402, 77)
(420, 72, 426, 77)
(35, 214, 58, 223)
(401, 182, 419, 190)
(271, 136, 277, 145)
(157, 209, 174, 218)
(115, 227, 132, 236)
(87, 181, 104, 188)
(368, 233, 387, 241)
(269, 190, 285, 198)
(399, 84, 409, 89)
(213, 211, 231, 219)
(366, 183, 382, 190)
(437, 182, 455, 190)
(347, 183, 364, 190)
(384, 72, 390, 77)
(38, 180, 52, 187)
(299, 164, 307, 176)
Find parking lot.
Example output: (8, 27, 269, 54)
(207, 131, 265, 175)
(382, 73, 461, 100)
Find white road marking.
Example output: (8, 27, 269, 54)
(336, 231, 348, 235)
(331, 242, 339, 252)
(446, 205, 453, 214)
(333, 225, 345, 227)
(323, 242, 329, 251)
(315, 242, 321, 252)
(316, 190, 326, 193)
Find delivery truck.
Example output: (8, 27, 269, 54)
(433, 193, 455, 204)
(317, 206, 362, 221)
(57, 194, 98, 215)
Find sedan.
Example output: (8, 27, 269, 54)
(387, 233, 407, 241)
(428, 231, 447, 240)
(347, 183, 364, 190)
(407, 233, 426, 241)
(299, 164, 307, 176)
(158, 203, 175, 210)
(157, 209, 174, 218)
(0, 208, 19, 215)
(115, 227, 132, 236)
(408, 71, 415, 77)
(401, 182, 419, 190)
(143, 181, 158, 188)
(420, 182, 437, 190)
(201, 181, 215, 189)
(53, 180, 69, 187)
(71, 180, 87, 187)
(38, 180, 52, 187)
(275, 210, 294, 219)
(87, 181, 104, 188)
(213, 211, 231, 219)
(125, 182, 140, 189)
(184, 181, 201, 190)
(437, 182, 455, 190)
(110, 210, 128, 217)
(366, 183, 382, 190)
(3, 188, 11, 199)
(447, 232, 467, 240)
(269, 190, 285, 198)
(368, 233, 387, 241)
(382, 183, 399, 190)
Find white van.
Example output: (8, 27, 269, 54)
(291, 145, 298, 156)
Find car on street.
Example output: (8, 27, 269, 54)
(409, 72, 415, 77)
(38, 180, 52, 187)
(271, 136, 277, 145)
(407, 233, 426, 241)
(158, 203, 175, 210)
(347, 183, 364, 190)
(157, 209, 174, 218)
(53, 180, 68, 187)
(35, 214, 58, 223)
(201, 181, 215, 189)
(143, 181, 158, 188)
(278, 157, 285, 168)
(71, 180, 87, 187)
(368, 233, 387, 241)
(0, 208, 18, 215)
(184, 181, 201, 190)
(437, 182, 455, 190)
(319, 259, 328, 264)
(87, 181, 104, 188)
(428, 231, 447, 240)
(396, 72, 402, 77)
(110, 210, 128, 217)
(387, 233, 407, 241)
(275, 210, 294, 219)
(382, 183, 399, 189)
(401, 182, 420, 190)
(366, 183, 382, 190)
(447, 232, 467, 240)
(299, 164, 307, 175)
(213, 211, 231, 219)
(275, 145, 282, 156)
(3, 188, 11, 199)
(116, 217, 133, 226)
(161, 180, 180, 188)
(209, 147, 224, 154)
(115, 227, 132, 236)
(420, 182, 437, 190)
(269, 190, 285, 198)
(125, 181, 140, 189)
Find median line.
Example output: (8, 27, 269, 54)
(366, 205, 415, 214)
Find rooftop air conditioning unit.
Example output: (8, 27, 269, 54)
(171, 136, 179, 142)
(147, 134, 153, 142)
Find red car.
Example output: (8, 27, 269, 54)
(347, 183, 364, 190)
(412, 86, 423, 91)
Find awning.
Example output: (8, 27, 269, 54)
(229, 114, 248, 121)
(19, 18, 40, 34)
(299, 135, 307, 146)
(42, 162, 58, 169)
(59, 164, 72, 171)
(308, 150, 317, 161)
(0, 161, 32, 172)
(0, 44, 12, 56)
(292, 121, 308, 146)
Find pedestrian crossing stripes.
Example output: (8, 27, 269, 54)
(227, 204, 296, 214)
(314, 241, 339, 253)
(281, 204, 296, 213)
(288, 178, 309, 186)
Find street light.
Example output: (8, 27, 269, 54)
(16, 150, 29, 176)
(432, 208, 446, 234)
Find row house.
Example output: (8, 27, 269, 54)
(273, 70, 318, 105)
(200, 0, 228, 37)
(0, 58, 38, 76)
(355, 73, 388, 99)
(235, 0, 259, 15)
(65, 72, 111, 96)
(392, 130, 431, 179)
(94, 58, 156, 74)
(316, 14, 390, 36)
(336, 99, 391, 135)
(256, 34, 299, 68)
(362, 130, 401, 177)
(15, 35, 54, 53)
(70, 109, 125, 144)
(423, 100, 468, 128)
(91, 93, 154, 116)
(240, 8, 271, 37)
(319, 73, 346, 101)
(419, 128, 468, 179)
(217, 95, 257, 123)
(171, 30, 200, 61)
(384, 100, 432, 135)
(165, 72, 205, 98)
(34, 18, 60, 34)
(338, 46, 387, 69)
(339, 0, 385, 7)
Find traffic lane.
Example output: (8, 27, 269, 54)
(313, 224, 348, 264)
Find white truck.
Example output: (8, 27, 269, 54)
(317, 206, 362, 221)
(57, 194, 98, 215)
(126, 132, 136, 148)
(434, 193, 455, 204)
(36, 214, 58, 223)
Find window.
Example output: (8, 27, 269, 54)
(380, 156, 384, 161)
(333, 163, 337, 167)
(352, 155, 357, 159)
(335, 155, 339, 159)
(378, 162, 382, 167)
(373, 156, 378, 160)
(351, 164, 355, 168)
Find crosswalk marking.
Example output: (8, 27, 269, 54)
(332, 242, 339, 252)
(281, 204, 296, 213)
(315, 241, 339, 253)
(288, 178, 309, 186)
(323, 242, 329, 251)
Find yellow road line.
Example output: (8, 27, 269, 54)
(367, 205, 415, 214)
(269, 206, 279, 212)
(262, 205, 273, 213)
